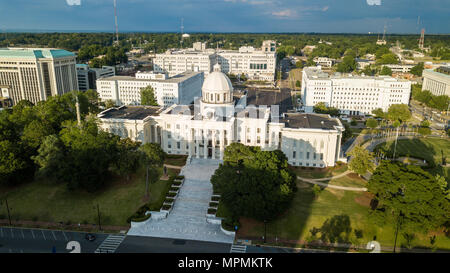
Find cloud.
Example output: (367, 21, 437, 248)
(322, 6, 329, 11)
(272, 9, 297, 18)
(224, 0, 273, 4)
(366, 0, 381, 5)
(66, 0, 81, 5)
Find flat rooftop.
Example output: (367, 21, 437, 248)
(281, 113, 340, 130)
(246, 89, 293, 114)
(0, 48, 75, 59)
(99, 106, 162, 120)
(98, 71, 202, 83)
(303, 67, 409, 82)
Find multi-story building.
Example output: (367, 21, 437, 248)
(96, 71, 203, 108)
(422, 66, 450, 97)
(76, 64, 115, 91)
(0, 48, 78, 105)
(313, 57, 335, 68)
(153, 40, 277, 82)
(384, 64, 415, 74)
(153, 49, 216, 77)
(302, 67, 411, 115)
(217, 45, 276, 81)
(98, 65, 345, 167)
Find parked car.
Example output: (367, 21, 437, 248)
(85, 234, 96, 242)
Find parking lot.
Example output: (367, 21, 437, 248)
(0, 226, 109, 253)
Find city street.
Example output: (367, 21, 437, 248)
(0, 226, 108, 253)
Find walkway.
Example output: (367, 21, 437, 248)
(296, 170, 367, 192)
(127, 158, 235, 244)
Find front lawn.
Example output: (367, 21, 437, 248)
(0, 166, 174, 227)
(374, 137, 450, 181)
(164, 154, 188, 166)
(236, 181, 450, 251)
(291, 163, 348, 179)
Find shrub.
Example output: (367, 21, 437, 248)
(162, 204, 172, 211)
(167, 192, 177, 198)
(207, 208, 217, 215)
(170, 186, 179, 192)
(312, 184, 322, 197)
(354, 229, 364, 239)
(209, 202, 218, 207)
(129, 214, 151, 223)
(172, 181, 182, 186)
(175, 175, 185, 180)
(164, 198, 174, 204)
(211, 196, 220, 202)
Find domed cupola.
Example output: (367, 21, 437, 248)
(201, 63, 233, 104)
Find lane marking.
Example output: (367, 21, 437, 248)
(62, 231, 68, 241)
(31, 229, 35, 239)
(0, 227, 3, 237)
(21, 229, 25, 239)
(42, 230, 46, 240)
(10, 228, 13, 238)
(51, 230, 57, 240)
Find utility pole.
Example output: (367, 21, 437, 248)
(75, 95, 81, 127)
(4, 198, 12, 226)
(393, 125, 399, 159)
(96, 203, 102, 231)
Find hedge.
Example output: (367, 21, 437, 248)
(209, 202, 218, 207)
(207, 208, 217, 215)
(162, 204, 172, 211)
(130, 214, 151, 223)
(211, 196, 220, 202)
(164, 198, 174, 204)
(167, 192, 177, 198)
(174, 175, 185, 180)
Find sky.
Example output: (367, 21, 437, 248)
(0, 0, 449, 34)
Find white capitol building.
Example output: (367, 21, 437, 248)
(98, 64, 346, 168)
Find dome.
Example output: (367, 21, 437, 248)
(201, 68, 233, 104)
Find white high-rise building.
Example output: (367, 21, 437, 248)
(302, 67, 411, 115)
(96, 71, 203, 107)
(153, 49, 216, 77)
(0, 48, 78, 105)
(98, 64, 345, 168)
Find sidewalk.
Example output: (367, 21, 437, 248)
(0, 219, 129, 233)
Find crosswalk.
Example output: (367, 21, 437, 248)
(230, 244, 247, 253)
(95, 234, 126, 253)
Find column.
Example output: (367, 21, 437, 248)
(188, 128, 192, 158)
(196, 129, 200, 159)
(203, 129, 208, 159)
(212, 130, 216, 160)
(220, 130, 224, 160)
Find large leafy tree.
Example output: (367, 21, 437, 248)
(140, 143, 165, 197)
(347, 145, 375, 176)
(387, 104, 411, 123)
(140, 86, 158, 106)
(410, 62, 424, 77)
(113, 138, 142, 181)
(313, 102, 340, 117)
(368, 161, 450, 233)
(336, 55, 357, 73)
(211, 143, 297, 221)
(32, 134, 67, 181)
(0, 140, 31, 184)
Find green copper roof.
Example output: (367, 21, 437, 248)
(0, 48, 75, 59)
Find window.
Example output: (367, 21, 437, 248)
(177, 142, 180, 149)
(168, 141, 172, 149)
(320, 153, 323, 160)
(167, 132, 171, 139)
(306, 152, 310, 159)
(293, 151, 296, 158)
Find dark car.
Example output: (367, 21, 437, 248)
(85, 234, 96, 242)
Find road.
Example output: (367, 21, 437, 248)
(0, 226, 108, 253)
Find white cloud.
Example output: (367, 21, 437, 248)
(66, 0, 81, 6)
(322, 6, 329, 11)
(366, 0, 381, 5)
(224, 0, 273, 5)
(272, 9, 297, 18)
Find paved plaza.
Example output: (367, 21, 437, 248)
(127, 158, 235, 244)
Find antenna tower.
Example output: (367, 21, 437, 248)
(114, 0, 119, 45)
(419, 28, 425, 50)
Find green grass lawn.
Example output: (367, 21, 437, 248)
(374, 137, 450, 181)
(236, 181, 450, 251)
(0, 166, 175, 227)
(290, 163, 348, 179)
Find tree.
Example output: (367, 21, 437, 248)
(387, 104, 411, 123)
(336, 55, 356, 73)
(372, 108, 385, 119)
(32, 134, 67, 181)
(410, 62, 424, 77)
(0, 140, 29, 184)
(140, 143, 165, 197)
(366, 118, 378, 131)
(211, 143, 296, 221)
(347, 146, 375, 176)
(368, 161, 450, 234)
(140, 86, 158, 106)
(313, 102, 340, 117)
(380, 66, 392, 76)
(113, 138, 141, 180)
(104, 99, 116, 109)
(295, 80, 301, 89)
(376, 53, 398, 65)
